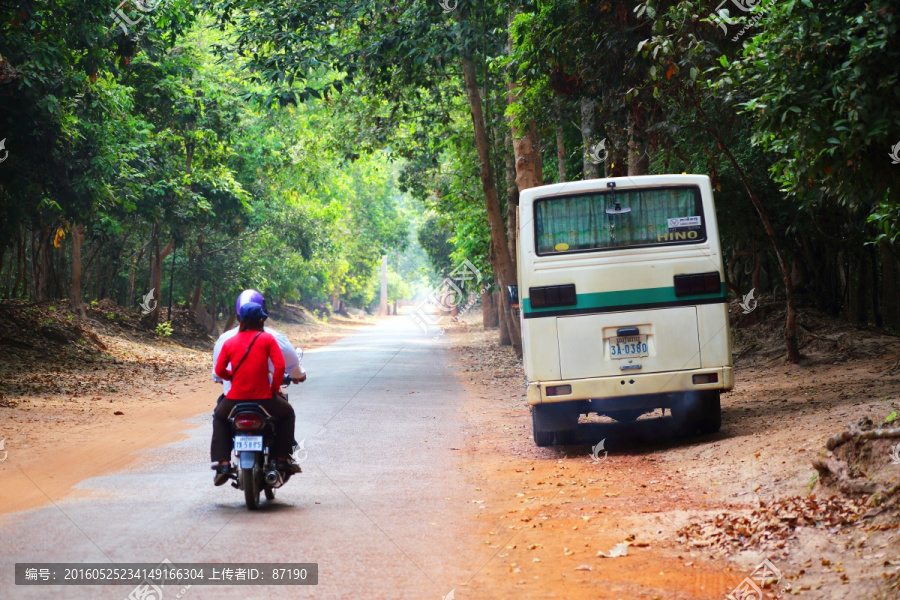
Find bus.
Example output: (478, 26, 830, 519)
(516, 174, 733, 446)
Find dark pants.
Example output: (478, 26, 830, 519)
(210, 394, 296, 462)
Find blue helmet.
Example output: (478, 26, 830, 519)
(235, 289, 267, 321)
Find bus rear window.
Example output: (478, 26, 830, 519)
(534, 186, 706, 254)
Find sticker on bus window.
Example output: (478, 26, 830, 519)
(667, 216, 702, 231)
(554, 242, 570, 252)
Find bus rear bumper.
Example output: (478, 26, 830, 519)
(526, 366, 734, 407)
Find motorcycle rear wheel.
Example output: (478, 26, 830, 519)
(242, 466, 260, 510)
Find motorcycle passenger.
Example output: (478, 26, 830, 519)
(212, 289, 306, 392)
(210, 301, 297, 486)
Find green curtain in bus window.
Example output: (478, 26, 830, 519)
(535, 189, 700, 253)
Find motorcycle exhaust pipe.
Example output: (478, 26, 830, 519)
(265, 470, 283, 487)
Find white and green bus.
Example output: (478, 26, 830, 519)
(517, 174, 733, 446)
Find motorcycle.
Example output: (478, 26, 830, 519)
(227, 349, 305, 510)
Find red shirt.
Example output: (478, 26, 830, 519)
(215, 330, 285, 400)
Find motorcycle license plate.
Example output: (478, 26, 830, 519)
(234, 436, 263, 452)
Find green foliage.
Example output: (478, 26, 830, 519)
(155, 321, 173, 337)
(3, 0, 899, 333)
(1, 10, 412, 313)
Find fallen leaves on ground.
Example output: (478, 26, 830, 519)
(677, 495, 868, 554)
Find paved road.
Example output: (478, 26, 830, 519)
(0, 318, 482, 600)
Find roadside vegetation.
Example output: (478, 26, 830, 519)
(2, 0, 898, 359)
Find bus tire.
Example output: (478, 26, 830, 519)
(697, 391, 721, 434)
(532, 404, 579, 446)
(672, 391, 721, 435)
(532, 407, 554, 446)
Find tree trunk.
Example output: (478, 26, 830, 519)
(581, 97, 600, 179)
(34, 226, 50, 301)
(510, 118, 544, 191)
(331, 290, 341, 313)
(496, 290, 511, 345)
(189, 279, 218, 334)
(855, 252, 868, 324)
(141, 226, 173, 327)
(210, 286, 218, 335)
(12, 227, 24, 297)
(70, 224, 86, 317)
(555, 98, 567, 183)
(504, 128, 519, 277)
(190, 280, 203, 312)
(167, 247, 176, 321)
(881, 245, 899, 329)
(868, 244, 881, 327)
(224, 310, 237, 333)
(627, 108, 650, 176)
(0, 240, 7, 296)
(482, 289, 498, 328)
(704, 113, 799, 362)
(462, 56, 522, 357)
(127, 243, 146, 310)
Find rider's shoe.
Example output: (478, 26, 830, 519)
(212, 463, 233, 486)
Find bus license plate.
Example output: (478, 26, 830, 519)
(611, 335, 648, 358)
(234, 436, 263, 452)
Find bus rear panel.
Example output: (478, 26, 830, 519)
(517, 175, 733, 445)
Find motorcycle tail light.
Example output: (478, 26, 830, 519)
(234, 414, 264, 431)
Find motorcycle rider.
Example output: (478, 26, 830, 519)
(210, 290, 304, 486)
(213, 289, 306, 391)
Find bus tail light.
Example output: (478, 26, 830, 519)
(692, 373, 718, 385)
(674, 272, 720, 296)
(529, 284, 576, 308)
(546, 385, 572, 396)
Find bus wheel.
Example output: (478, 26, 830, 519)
(532, 408, 554, 446)
(533, 404, 579, 446)
(672, 391, 721, 435)
(697, 391, 721, 434)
